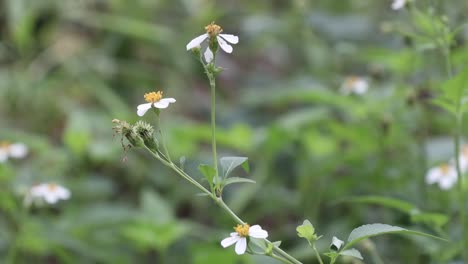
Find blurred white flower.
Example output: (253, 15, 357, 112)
(0, 141, 28, 163)
(186, 22, 239, 63)
(137, 91, 176, 116)
(391, 0, 407, 10)
(340, 76, 369, 95)
(29, 183, 71, 204)
(425, 163, 457, 190)
(221, 224, 268, 255)
(457, 145, 468, 173)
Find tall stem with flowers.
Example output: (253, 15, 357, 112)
(112, 20, 446, 264)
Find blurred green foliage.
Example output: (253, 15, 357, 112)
(1, 0, 468, 263)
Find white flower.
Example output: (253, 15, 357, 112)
(391, 0, 406, 10)
(186, 22, 239, 63)
(0, 142, 28, 163)
(29, 183, 71, 204)
(456, 145, 468, 173)
(425, 163, 457, 190)
(137, 91, 176, 117)
(340, 76, 369, 95)
(221, 224, 268, 255)
(330, 236, 344, 251)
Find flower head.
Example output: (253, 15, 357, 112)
(425, 163, 457, 190)
(340, 76, 369, 95)
(137, 91, 176, 116)
(0, 141, 28, 163)
(186, 22, 239, 63)
(29, 183, 71, 204)
(391, 0, 407, 10)
(221, 223, 268, 255)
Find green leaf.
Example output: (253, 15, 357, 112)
(341, 196, 416, 214)
(198, 164, 216, 185)
(219, 156, 249, 178)
(339, 248, 363, 260)
(344, 223, 446, 250)
(441, 70, 468, 103)
(222, 177, 256, 187)
(410, 213, 449, 228)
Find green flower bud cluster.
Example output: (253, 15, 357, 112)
(112, 119, 158, 151)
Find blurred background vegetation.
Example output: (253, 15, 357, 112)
(1, 0, 468, 263)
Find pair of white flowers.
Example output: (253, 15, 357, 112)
(136, 23, 239, 116)
(0, 142, 28, 163)
(27, 183, 71, 204)
(425, 145, 468, 190)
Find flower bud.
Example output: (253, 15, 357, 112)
(112, 119, 144, 148)
(133, 121, 158, 152)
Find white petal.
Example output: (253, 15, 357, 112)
(160, 98, 176, 103)
(438, 176, 457, 190)
(219, 34, 239, 44)
(217, 36, 233, 53)
(44, 193, 59, 204)
(153, 101, 170, 109)
(0, 150, 8, 162)
(234, 237, 247, 255)
(221, 235, 239, 248)
(391, 0, 406, 10)
(56, 186, 71, 199)
(186, 34, 208, 50)
(30, 184, 47, 197)
(331, 236, 344, 250)
(353, 80, 368, 94)
(137, 103, 152, 116)
(8, 143, 28, 158)
(249, 225, 268, 238)
(425, 167, 441, 184)
(204, 48, 214, 63)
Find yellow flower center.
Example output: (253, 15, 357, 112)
(48, 183, 57, 191)
(439, 164, 450, 175)
(144, 91, 163, 103)
(234, 223, 250, 237)
(0, 141, 11, 150)
(345, 76, 360, 88)
(205, 22, 223, 37)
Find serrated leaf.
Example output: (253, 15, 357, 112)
(339, 248, 363, 260)
(219, 156, 249, 178)
(344, 223, 446, 250)
(222, 177, 256, 187)
(198, 164, 216, 185)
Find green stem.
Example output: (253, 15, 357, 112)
(208, 68, 219, 182)
(143, 147, 303, 263)
(312, 244, 324, 264)
(442, 36, 467, 263)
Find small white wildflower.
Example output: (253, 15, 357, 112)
(221, 223, 268, 255)
(330, 236, 344, 251)
(186, 22, 239, 63)
(137, 91, 176, 117)
(391, 0, 407, 10)
(340, 76, 369, 95)
(456, 145, 468, 173)
(29, 183, 71, 204)
(0, 141, 28, 163)
(425, 163, 457, 190)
